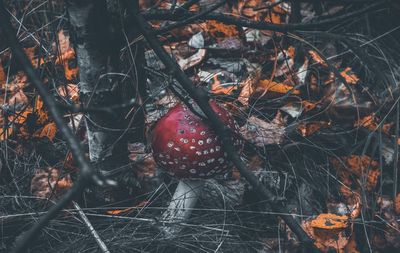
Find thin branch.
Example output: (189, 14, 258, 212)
(143, 1, 386, 33)
(157, 0, 226, 34)
(57, 98, 138, 114)
(129, 5, 320, 252)
(73, 201, 110, 253)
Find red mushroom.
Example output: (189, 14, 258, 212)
(151, 100, 242, 235)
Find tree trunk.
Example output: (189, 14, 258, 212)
(67, 0, 145, 203)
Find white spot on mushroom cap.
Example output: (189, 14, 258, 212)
(206, 138, 213, 144)
(189, 169, 197, 174)
(180, 138, 189, 143)
(198, 140, 204, 145)
(167, 141, 174, 148)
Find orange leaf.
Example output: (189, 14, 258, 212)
(340, 67, 359, 84)
(56, 50, 78, 80)
(395, 193, 400, 215)
(0, 60, 5, 84)
(257, 79, 300, 95)
(302, 100, 318, 112)
(354, 114, 377, 131)
(238, 77, 254, 106)
(310, 213, 349, 229)
(24, 47, 44, 68)
(303, 213, 353, 253)
(309, 50, 327, 67)
(210, 75, 238, 95)
(56, 176, 73, 190)
(58, 84, 79, 101)
(298, 121, 329, 136)
(34, 122, 57, 141)
(106, 201, 149, 215)
(0, 127, 13, 141)
(206, 20, 239, 41)
(331, 155, 380, 192)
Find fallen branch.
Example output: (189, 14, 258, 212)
(73, 201, 110, 253)
(143, 1, 386, 33)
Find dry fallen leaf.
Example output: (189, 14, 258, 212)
(257, 79, 300, 96)
(238, 70, 260, 106)
(4, 71, 28, 92)
(310, 213, 349, 229)
(340, 67, 359, 85)
(331, 155, 380, 192)
(210, 72, 240, 95)
(395, 193, 400, 215)
(106, 200, 149, 215)
(206, 20, 239, 41)
(298, 121, 330, 137)
(0, 59, 5, 84)
(309, 50, 327, 67)
(8, 90, 28, 107)
(55, 30, 78, 80)
(377, 196, 400, 249)
(31, 167, 72, 199)
(303, 213, 353, 253)
(34, 122, 57, 141)
(58, 84, 79, 102)
(240, 112, 286, 146)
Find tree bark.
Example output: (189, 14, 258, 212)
(67, 0, 145, 202)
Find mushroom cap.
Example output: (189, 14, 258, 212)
(151, 101, 242, 179)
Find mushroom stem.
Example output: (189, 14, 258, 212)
(162, 179, 205, 236)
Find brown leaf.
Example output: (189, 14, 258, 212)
(309, 50, 327, 67)
(31, 167, 72, 199)
(58, 84, 79, 102)
(0, 59, 5, 84)
(238, 70, 260, 106)
(395, 193, 400, 215)
(5, 71, 28, 92)
(331, 155, 380, 192)
(210, 73, 239, 95)
(206, 20, 239, 41)
(340, 67, 359, 84)
(303, 213, 353, 253)
(298, 121, 330, 137)
(34, 122, 57, 141)
(258, 79, 300, 94)
(310, 213, 349, 229)
(377, 196, 400, 248)
(240, 112, 286, 146)
(8, 90, 28, 107)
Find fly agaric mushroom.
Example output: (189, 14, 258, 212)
(151, 100, 242, 235)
